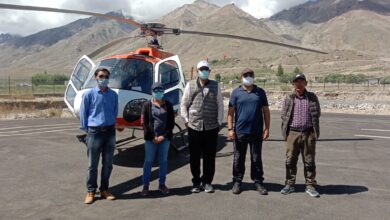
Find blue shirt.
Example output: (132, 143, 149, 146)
(79, 87, 118, 131)
(229, 85, 268, 134)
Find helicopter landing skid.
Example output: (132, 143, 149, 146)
(75, 124, 188, 152)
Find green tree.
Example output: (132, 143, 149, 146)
(215, 73, 221, 82)
(277, 64, 284, 77)
(293, 67, 301, 74)
(32, 73, 69, 86)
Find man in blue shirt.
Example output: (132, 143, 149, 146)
(79, 68, 118, 204)
(227, 68, 270, 195)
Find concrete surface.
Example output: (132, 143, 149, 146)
(0, 112, 390, 220)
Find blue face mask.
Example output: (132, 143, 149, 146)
(97, 79, 109, 87)
(198, 70, 210, 79)
(153, 91, 164, 100)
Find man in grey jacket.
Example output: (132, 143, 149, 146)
(280, 73, 321, 198)
(180, 60, 224, 193)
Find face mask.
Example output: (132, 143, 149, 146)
(198, 70, 210, 79)
(97, 79, 109, 87)
(242, 76, 254, 86)
(153, 91, 164, 100)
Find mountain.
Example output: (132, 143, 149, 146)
(0, 33, 20, 44)
(264, 0, 390, 76)
(270, 0, 390, 24)
(0, 11, 136, 76)
(0, 0, 389, 79)
(7, 11, 133, 48)
(96, 0, 296, 75)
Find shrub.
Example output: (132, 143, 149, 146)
(32, 73, 69, 86)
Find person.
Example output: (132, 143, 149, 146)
(79, 68, 118, 204)
(140, 82, 175, 196)
(280, 73, 321, 198)
(227, 68, 270, 195)
(180, 60, 224, 193)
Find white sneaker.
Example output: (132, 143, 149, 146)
(203, 184, 214, 193)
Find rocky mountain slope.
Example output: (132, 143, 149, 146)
(270, 0, 390, 24)
(0, 11, 135, 77)
(0, 0, 389, 79)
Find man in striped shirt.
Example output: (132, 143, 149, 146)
(280, 73, 321, 198)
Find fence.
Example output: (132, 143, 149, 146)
(1, 77, 389, 97)
(223, 80, 390, 92)
(0, 76, 66, 97)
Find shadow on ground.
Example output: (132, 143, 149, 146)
(110, 133, 228, 198)
(279, 184, 368, 195)
(267, 138, 372, 142)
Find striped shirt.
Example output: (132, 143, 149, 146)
(289, 94, 312, 129)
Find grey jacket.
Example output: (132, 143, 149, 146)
(281, 90, 321, 140)
(180, 78, 223, 131)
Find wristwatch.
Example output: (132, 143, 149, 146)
(228, 128, 233, 131)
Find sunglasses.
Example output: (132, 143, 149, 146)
(199, 67, 210, 71)
(153, 88, 164, 93)
(242, 73, 254, 77)
(97, 75, 109, 79)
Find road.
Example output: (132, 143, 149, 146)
(0, 112, 389, 220)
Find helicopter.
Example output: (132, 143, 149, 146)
(0, 3, 327, 150)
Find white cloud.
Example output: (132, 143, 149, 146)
(0, 0, 310, 36)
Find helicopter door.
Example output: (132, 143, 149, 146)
(155, 55, 185, 112)
(64, 55, 95, 113)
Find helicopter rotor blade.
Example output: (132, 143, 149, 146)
(179, 30, 328, 54)
(0, 3, 327, 54)
(0, 3, 142, 28)
(87, 36, 141, 59)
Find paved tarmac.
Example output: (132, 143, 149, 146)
(1, 112, 390, 220)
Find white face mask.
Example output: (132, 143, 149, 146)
(242, 76, 254, 86)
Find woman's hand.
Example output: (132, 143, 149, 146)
(153, 136, 165, 144)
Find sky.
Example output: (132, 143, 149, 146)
(0, 0, 311, 36)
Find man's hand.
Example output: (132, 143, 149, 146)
(228, 130, 235, 140)
(263, 128, 270, 140)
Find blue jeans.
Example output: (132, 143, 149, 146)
(143, 139, 170, 186)
(86, 127, 116, 192)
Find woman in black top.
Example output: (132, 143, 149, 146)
(140, 82, 175, 196)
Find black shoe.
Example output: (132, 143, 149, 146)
(255, 183, 268, 195)
(281, 185, 295, 195)
(232, 182, 241, 195)
(191, 184, 201, 193)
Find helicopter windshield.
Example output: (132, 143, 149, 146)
(83, 58, 153, 94)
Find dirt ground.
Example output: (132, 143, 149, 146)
(1, 89, 390, 120)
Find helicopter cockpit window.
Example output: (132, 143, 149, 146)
(159, 60, 180, 89)
(72, 59, 92, 90)
(83, 58, 153, 94)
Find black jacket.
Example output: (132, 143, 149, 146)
(141, 100, 175, 141)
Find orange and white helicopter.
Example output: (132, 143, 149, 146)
(0, 3, 327, 149)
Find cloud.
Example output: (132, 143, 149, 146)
(0, 0, 310, 36)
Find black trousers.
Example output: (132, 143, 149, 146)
(232, 133, 264, 184)
(188, 127, 219, 185)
